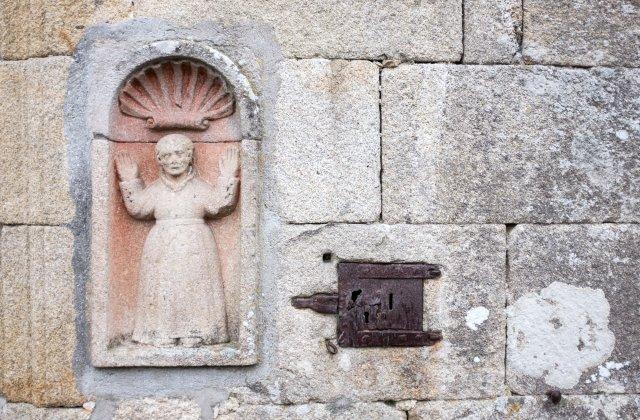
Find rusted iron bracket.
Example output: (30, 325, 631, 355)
(346, 329, 443, 347)
(291, 262, 443, 348)
(291, 293, 339, 314)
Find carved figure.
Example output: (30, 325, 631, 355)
(115, 134, 240, 347)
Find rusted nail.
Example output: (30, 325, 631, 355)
(427, 330, 443, 342)
(546, 390, 562, 405)
(325, 338, 338, 355)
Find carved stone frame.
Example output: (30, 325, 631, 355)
(89, 40, 261, 366)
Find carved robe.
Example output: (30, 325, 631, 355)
(119, 168, 239, 346)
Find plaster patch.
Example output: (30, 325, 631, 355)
(296, 359, 315, 375)
(154, 40, 180, 55)
(338, 354, 352, 372)
(294, 405, 312, 416)
(598, 365, 611, 378)
(615, 130, 629, 140)
(605, 361, 629, 370)
(507, 282, 615, 389)
(587, 361, 630, 384)
(466, 307, 490, 331)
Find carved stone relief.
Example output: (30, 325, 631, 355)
(90, 43, 260, 367)
(115, 135, 239, 348)
(118, 60, 235, 131)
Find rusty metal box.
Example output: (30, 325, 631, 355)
(337, 263, 442, 347)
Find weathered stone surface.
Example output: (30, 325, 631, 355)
(523, 0, 640, 66)
(1, 403, 91, 420)
(0, 1, 461, 61)
(273, 59, 380, 223)
(410, 395, 640, 419)
(144, 1, 462, 60)
(0, 57, 75, 224)
(464, 0, 522, 63)
(264, 224, 505, 402)
(113, 398, 200, 420)
(507, 224, 640, 394)
(382, 64, 640, 224)
(216, 400, 404, 419)
(0, 226, 83, 406)
(0, 1, 132, 59)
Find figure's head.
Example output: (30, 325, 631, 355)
(155, 134, 194, 176)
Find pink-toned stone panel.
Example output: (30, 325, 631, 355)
(106, 141, 242, 344)
(91, 49, 259, 366)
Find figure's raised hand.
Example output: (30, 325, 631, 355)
(115, 151, 139, 181)
(219, 147, 240, 178)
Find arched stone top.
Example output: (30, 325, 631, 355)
(118, 59, 235, 131)
(88, 39, 260, 141)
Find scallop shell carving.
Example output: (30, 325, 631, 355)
(118, 60, 235, 131)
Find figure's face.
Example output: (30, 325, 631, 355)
(156, 143, 193, 176)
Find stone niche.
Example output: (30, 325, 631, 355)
(90, 41, 260, 366)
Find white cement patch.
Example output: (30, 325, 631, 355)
(338, 353, 352, 372)
(586, 360, 630, 384)
(466, 306, 490, 331)
(507, 281, 615, 389)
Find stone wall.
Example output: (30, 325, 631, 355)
(0, 1, 638, 419)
